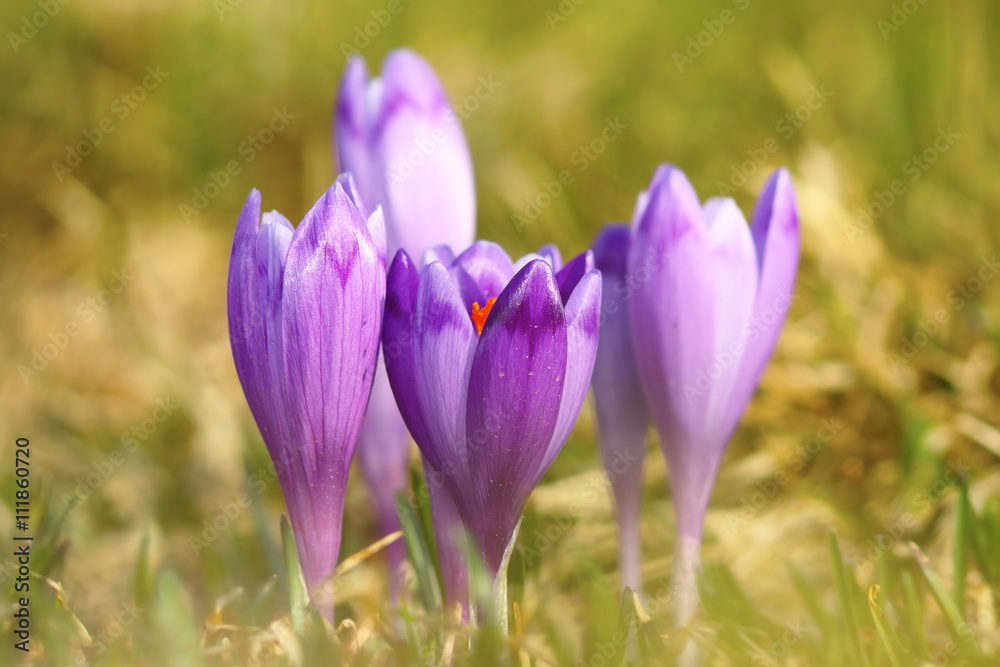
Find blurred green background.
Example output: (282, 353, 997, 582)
(2, 0, 999, 664)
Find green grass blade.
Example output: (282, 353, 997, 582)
(153, 571, 205, 667)
(899, 570, 927, 658)
(828, 532, 870, 667)
(396, 489, 442, 612)
(867, 584, 905, 667)
(132, 531, 154, 608)
(788, 561, 835, 636)
(908, 542, 982, 661)
(953, 480, 970, 608)
(281, 515, 308, 635)
(610, 587, 638, 667)
(971, 495, 1000, 585)
(411, 466, 445, 592)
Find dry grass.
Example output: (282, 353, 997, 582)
(1, 0, 999, 664)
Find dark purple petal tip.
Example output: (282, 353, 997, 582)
(555, 250, 595, 305)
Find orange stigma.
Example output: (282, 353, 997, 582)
(470, 297, 497, 336)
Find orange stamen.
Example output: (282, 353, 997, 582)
(470, 297, 497, 336)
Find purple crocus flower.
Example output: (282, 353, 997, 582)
(590, 224, 650, 595)
(382, 242, 601, 600)
(627, 165, 799, 624)
(227, 175, 386, 620)
(336, 48, 476, 599)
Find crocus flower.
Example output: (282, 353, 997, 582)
(227, 175, 386, 620)
(590, 224, 650, 595)
(627, 165, 799, 626)
(336, 47, 475, 260)
(382, 241, 601, 609)
(336, 48, 476, 599)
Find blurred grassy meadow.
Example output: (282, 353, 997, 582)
(2, 0, 1000, 664)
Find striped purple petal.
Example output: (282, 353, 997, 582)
(465, 259, 568, 572)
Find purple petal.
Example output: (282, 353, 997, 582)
(631, 163, 673, 225)
(554, 249, 595, 305)
(450, 264, 487, 312)
(537, 243, 563, 272)
(411, 261, 478, 493)
(228, 191, 293, 459)
(512, 252, 547, 274)
(375, 50, 475, 258)
(280, 181, 385, 594)
(383, 249, 431, 449)
(376, 49, 453, 119)
(452, 240, 516, 300)
(627, 165, 719, 540)
(721, 169, 800, 439)
(335, 56, 382, 220)
(539, 267, 601, 474)
(591, 225, 649, 593)
(701, 198, 758, 445)
(336, 171, 386, 267)
(422, 243, 455, 267)
(464, 259, 568, 572)
(512, 245, 564, 274)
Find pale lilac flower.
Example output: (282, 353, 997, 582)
(336, 48, 475, 259)
(627, 165, 799, 623)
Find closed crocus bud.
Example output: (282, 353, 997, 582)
(382, 241, 601, 622)
(336, 49, 476, 601)
(336, 48, 475, 258)
(591, 224, 650, 595)
(227, 175, 386, 621)
(627, 165, 799, 632)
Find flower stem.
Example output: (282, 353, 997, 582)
(493, 517, 522, 639)
(616, 490, 643, 596)
(672, 535, 702, 666)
